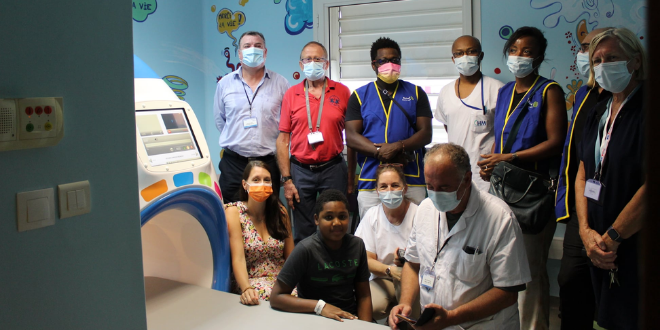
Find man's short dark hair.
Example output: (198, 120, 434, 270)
(239, 31, 266, 47)
(370, 37, 401, 61)
(314, 189, 349, 216)
(300, 41, 328, 59)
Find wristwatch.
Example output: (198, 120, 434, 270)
(607, 226, 624, 243)
(281, 176, 293, 183)
(385, 267, 392, 278)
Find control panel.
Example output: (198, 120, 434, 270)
(0, 97, 63, 151)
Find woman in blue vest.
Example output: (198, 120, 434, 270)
(477, 26, 567, 330)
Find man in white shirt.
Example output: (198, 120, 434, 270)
(435, 36, 503, 191)
(388, 143, 530, 330)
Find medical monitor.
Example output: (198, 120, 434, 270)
(136, 108, 203, 167)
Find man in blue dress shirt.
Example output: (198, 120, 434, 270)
(213, 31, 290, 202)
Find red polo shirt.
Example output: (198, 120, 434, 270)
(279, 78, 350, 164)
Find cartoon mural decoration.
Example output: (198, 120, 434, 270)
(239, 0, 249, 6)
(284, 0, 313, 36)
(216, 8, 247, 55)
(162, 75, 189, 100)
(499, 25, 514, 40)
(133, 0, 157, 22)
(217, 47, 242, 82)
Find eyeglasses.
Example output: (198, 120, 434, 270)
(378, 163, 404, 169)
(452, 49, 481, 58)
(372, 57, 401, 66)
(300, 57, 327, 64)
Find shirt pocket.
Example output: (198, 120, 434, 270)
(471, 112, 491, 134)
(453, 249, 488, 285)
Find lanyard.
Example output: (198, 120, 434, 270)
(500, 75, 542, 153)
(594, 86, 639, 179)
(457, 75, 486, 115)
(304, 79, 327, 133)
(242, 82, 263, 117)
(432, 214, 452, 269)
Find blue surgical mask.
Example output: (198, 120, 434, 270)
(303, 62, 326, 81)
(379, 189, 404, 209)
(594, 60, 633, 93)
(507, 56, 536, 78)
(241, 47, 265, 68)
(454, 55, 480, 76)
(576, 52, 590, 78)
(427, 177, 468, 212)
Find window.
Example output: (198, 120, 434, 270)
(318, 0, 478, 145)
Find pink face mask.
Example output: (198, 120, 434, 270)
(377, 63, 401, 84)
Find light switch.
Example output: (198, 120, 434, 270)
(17, 188, 56, 232)
(58, 180, 91, 219)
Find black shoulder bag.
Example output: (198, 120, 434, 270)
(488, 79, 558, 235)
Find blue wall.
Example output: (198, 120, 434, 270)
(0, 1, 146, 329)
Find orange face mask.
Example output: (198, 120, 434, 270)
(246, 183, 273, 202)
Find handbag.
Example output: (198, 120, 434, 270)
(488, 78, 557, 234)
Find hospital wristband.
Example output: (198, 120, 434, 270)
(315, 299, 327, 315)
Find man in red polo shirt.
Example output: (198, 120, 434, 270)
(276, 41, 351, 244)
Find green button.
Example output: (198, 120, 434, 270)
(26, 123, 34, 132)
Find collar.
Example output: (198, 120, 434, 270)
(233, 66, 271, 81)
(295, 77, 336, 95)
(442, 182, 478, 238)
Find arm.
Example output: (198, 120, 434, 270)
(276, 132, 299, 209)
(346, 120, 379, 157)
(226, 206, 260, 305)
(602, 183, 646, 252)
(377, 116, 433, 161)
(213, 83, 226, 133)
(355, 281, 373, 321)
(347, 146, 357, 194)
(575, 161, 617, 269)
(270, 280, 358, 321)
(281, 204, 295, 259)
(388, 261, 420, 329)
(366, 251, 401, 281)
(416, 288, 517, 330)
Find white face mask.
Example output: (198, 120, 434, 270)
(303, 61, 326, 81)
(453, 55, 480, 76)
(427, 176, 468, 212)
(594, 60, 633, 93)
(378, 189, 404, 209)
(241, 47, 265, 68)
(507, 56, 536, 78)
(576, 52, 590, 78)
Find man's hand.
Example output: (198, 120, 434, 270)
(580, 228, 617, 269)
(374, 142, 403, 162)
(414, 304, 452, 330)
(283, 180, 300, 210)
(320, 303, 357, 322)
(388, 304, 412, 329)
(390, 266, 403, 281)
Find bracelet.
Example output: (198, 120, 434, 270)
(242, 286, 255, 293)
(314, 299, 326, 315)
(400, 140, 405, 152)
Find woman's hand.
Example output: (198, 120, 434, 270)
(320, 303, 357, 322)
(477, 153, 512, 181)
(239, 287, 260, 305)
(580, 228, 617, 269)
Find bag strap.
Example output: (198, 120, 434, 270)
(502, 78, 548, 154)
(380, 86, 417, 132)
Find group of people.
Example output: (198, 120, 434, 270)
(212, 26, 646, 329)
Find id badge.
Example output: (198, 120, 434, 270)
(420, 269, 435, 290)
(307, 131, 324, 145)
(243, 117, 258, 129)
(584, 179, 602, 202)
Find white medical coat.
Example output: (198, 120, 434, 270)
(404, 183, 531, 329)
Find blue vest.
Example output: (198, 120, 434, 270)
(355, 81, 425, 190)
(555, 85, 592, 221)
(493, 76, 561, 175)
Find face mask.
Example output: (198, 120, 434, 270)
(241, 47, 265, 68)
(377, 63, 401, 84)
(576, 52, 590, 78)
(507, 56, 536, 78)
(379, 189, 404, 209)
(454, 55, 480, 76)
(594, 60, 633, 93)
(303, 61, 326, 81)
(246, 183, 273, 202)
(427, 176, 467, 212)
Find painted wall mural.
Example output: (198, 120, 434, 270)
(284, 0, 313, 35)
(162, 75, 189, 100)
(481, 0, 646, 114)
(215, 8, 247, 55)
(217, 47, 242, 82)
(133, 0, 157, 22)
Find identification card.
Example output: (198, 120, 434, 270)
(421, 269, 435, 290)
(584, 179, 602, 201)
(243, 117, 258, 128)
(307, 131, 324, 145)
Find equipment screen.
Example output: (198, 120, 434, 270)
(135, 108, 203, 166)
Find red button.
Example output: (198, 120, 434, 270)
(44, 106, 52, 114)
(25, 107, 34, 115)
(35, 106, 43, 115)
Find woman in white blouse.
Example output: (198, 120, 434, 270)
(355, 164, 420, 322)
